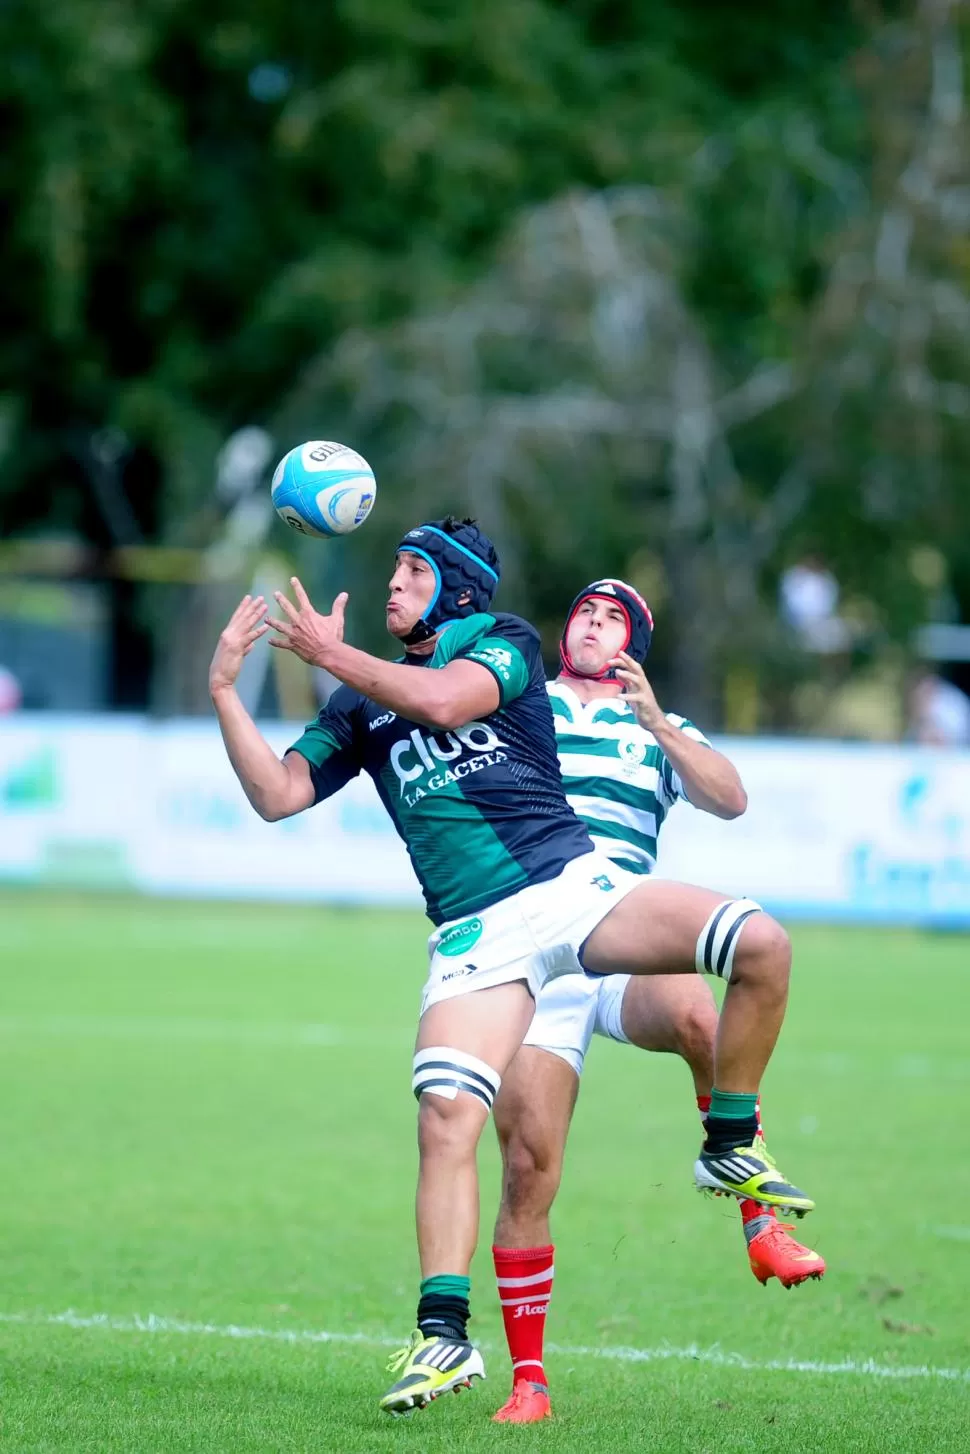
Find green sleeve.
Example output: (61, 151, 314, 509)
(432, 613, 535, 705)
(289, 720, 344, 768)
(458, 637, 530, 705)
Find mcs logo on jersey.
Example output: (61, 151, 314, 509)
(391, 721, 508, 805)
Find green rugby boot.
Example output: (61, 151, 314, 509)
(379, 1329, 485, 1415)
(695, 1137, 814, 1218)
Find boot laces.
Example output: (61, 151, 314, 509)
(386, 1329, 424, 1374)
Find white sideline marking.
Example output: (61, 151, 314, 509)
(0, 1309, 967, 1385)
(0, 1309, 393, 1347)
(0, 1016, 411, 1050)
(547, 1340, 970, 1383)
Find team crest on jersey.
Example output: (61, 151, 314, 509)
(619, 737, 647, 767)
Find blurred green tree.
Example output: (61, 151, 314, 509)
(5, 0, 967, 728)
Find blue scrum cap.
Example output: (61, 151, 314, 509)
(396, 517, 501, 639)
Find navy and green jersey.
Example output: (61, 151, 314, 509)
(549, 681, 712, 875)
(288, 614, 593, 925)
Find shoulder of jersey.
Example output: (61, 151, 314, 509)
(483, 611, 540, 643)
(322, 681, 368, 716)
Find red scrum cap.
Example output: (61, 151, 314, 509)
(559, 578, 654, 681)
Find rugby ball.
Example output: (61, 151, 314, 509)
(271, 441, 376, 538)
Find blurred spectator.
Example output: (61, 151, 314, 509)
(779, 555, 851, 654)
(907, 669, 970, 747)
(0, 664, 22, 714)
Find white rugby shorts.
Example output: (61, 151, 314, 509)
(420, 850, 639, 1017)
(519, 971, 633, 1076)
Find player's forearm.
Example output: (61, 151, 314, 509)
(318, 642, 453, 728)
(651, 723, 747, 819)
(210, 684, 297, 821)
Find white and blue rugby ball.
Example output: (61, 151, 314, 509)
(270, 440, 376, 538)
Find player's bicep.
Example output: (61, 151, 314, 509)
(431, 659, 501, 729)
(280, 750, 317, 815)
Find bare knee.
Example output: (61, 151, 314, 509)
(418, 1092, 485, 1162)
(671, 994, 718, 1070)
(732, 915, 791, 997)
(501, 1129, 562, 1220)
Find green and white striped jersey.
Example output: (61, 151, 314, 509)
(548, 680, 711, 875)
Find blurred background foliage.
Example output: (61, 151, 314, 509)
(1, 0, 968, 729)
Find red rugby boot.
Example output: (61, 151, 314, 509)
(492, 1381, 553, 1423)
(748, 1220, 826, 1289)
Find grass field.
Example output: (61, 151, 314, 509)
(1, 889, 968, 1452)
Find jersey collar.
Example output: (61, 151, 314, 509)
(550, 679, 633, 722)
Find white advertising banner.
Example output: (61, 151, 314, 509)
(0, 715, 419, 906)
(1, 716, 969, 926)
(0, 716, 146, 886)
(135, 721, 418, 905)
(656, 739, 970, 925)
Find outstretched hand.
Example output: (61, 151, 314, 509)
(268, 577, 348, 667)
(611, 650, 665, 734)
(209, 595, 269, 694)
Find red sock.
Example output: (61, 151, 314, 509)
(739, 1196, 776, 1228)
(696, 1095, 777, 1227)
(492, 1244, 554, 1389)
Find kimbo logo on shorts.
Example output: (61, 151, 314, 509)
(437, 917, 484, 957)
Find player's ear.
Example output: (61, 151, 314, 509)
(457, 590, 471, 606)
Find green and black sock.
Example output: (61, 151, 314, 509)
(417, 1274, 471, 1343)
(704, 1089, 759, 1153)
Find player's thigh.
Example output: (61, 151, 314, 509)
(618, 973, 719, 1054)
(581, 878, 735, 976)
(416, 979, 536, 1079)
(494, 1045, 580, 1174)
(413, 982, 536, 1146)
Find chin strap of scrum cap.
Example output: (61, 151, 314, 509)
(558, 578, 654, 681)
